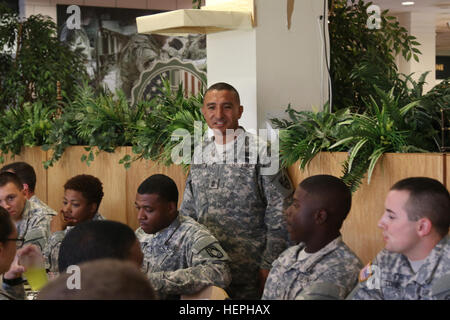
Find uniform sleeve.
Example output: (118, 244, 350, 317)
(259, 166, 293, 269)
(347, 258, 384, 300)
(1, 282, 25, 300)
(179, 171, 198, 220)
(296, 282, 348, 300)
(147, 236, 231, 298)
(23, 222, 50, 253)
(43, 231, 65, 273)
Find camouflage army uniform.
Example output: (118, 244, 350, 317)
(16, 200, 54, 251)
(29, 195, 57, 216)
(180, 129, 293, 299)
(262, 236, 362, 300)
(135, 214, 231, 300)
(349, 235, 450, 300)
(43, 212, 105, 273)
(0, 281, 25, 300)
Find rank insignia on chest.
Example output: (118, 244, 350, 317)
(209, 179, 219, 189)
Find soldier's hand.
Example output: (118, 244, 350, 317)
(50, 209, 74, 233)
(258, 268, 270, 298)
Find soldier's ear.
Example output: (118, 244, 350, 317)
(416, 217, 432, 237)
(168, 201, 177, 215)
(315, 209, 328, 225)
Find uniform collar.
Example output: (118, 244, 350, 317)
(293, 236, 343, 273)
(153, 213, 182, 245)
(414, 235, 449, 285)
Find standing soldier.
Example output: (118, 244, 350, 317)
(180, 82, 293, 299)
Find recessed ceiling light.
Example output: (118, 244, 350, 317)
(402, 1, 415, 5)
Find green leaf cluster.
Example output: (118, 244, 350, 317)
(0, 6, 88, 111)
(273, 84, 443, 193)
(329, 0, 422, 112)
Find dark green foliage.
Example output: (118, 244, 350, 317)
(129, 79, 207, 171)
(329, 0, 421, 112)
(0, 5, 87, 110)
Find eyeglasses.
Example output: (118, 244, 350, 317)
(2, 238, 25, 247)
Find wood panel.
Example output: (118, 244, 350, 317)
(46, 147, 128, 224)
(125, 148, 188, 230)
(0, 147, 49, 205)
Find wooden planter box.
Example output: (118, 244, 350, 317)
(2, 148, 447, 264)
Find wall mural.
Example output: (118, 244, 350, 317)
(56, 5, 207, 102)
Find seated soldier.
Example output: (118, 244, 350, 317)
(0, 206, 42, 300)
(262, 175, 363, 300)
(37, 259, 156, 300)
(135, 174, 231, 299)
(0, 172, 53, 251)
(57, 220, 143, 273)
(43, 174, 105, 273)
(1, 162, 57, 216)
(348, 177, 450, 300)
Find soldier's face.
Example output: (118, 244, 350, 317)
(0, 182, 27, 222)
(378, 190, 420, 256)
(61, 189, 97, 226)
(285, 187, 316, 244)
(135, 193, 176, 234)
(202, 89, 243, 136)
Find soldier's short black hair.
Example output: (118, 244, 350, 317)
(1, 162, 36, 192)
(137, 174, 178, 206)
(58, 220, 138, 272)
(0, 206, 14, 244)
(204, 82, 240, 105)
(299, 175, 352, 229)
(38, 259, 156, 300)
(0, 171, 23, 190)
(64, 174, 104, 208)
(391, 177, 450, 237)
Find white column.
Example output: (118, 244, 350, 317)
(206, 0, 329, 131)
(396, 12, 436, 93)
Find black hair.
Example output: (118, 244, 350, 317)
(137, 174, 178, 206)
(391, 177, 450, 237)
(299, 174, 352, 229)
(58, 220, 137, 272)
(0, 206, 14, 243)
(0, 171, 23, 190)
(0, 162, 36, 192)
(204, 82, 240, 105)
(64, 174, 104, 208)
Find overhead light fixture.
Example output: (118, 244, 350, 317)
(401, 1, 415, 5)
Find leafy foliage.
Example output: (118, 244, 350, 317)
(0, 101, 57, 163)
(273, 85, 439, 192)
(0, 5, 87, 110)
(329, 0, 422, 112)
(128, 79, 207, 171)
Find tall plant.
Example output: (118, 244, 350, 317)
(329, 0, 421, 112)
(0, 5, 87, 110)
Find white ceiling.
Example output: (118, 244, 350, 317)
(368, 0, 450, 53)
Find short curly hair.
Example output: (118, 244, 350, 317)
(64, 174, 104, 207)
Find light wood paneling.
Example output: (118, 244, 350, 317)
(1, 147, 49, 206)
(125, 148, 188, 230)
(46, 146, 128, 224)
